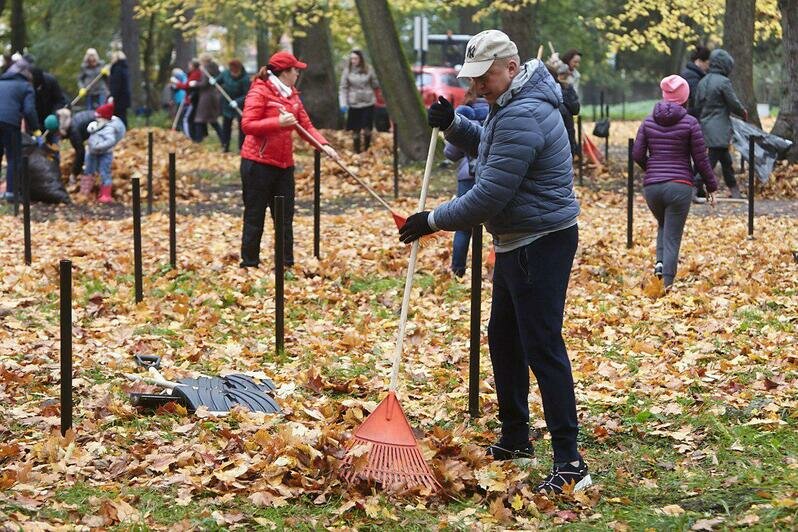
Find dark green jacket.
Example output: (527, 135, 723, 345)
(694, 49, 745, 148)
(216, 69, 250, 119)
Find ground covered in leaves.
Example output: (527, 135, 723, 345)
(1, 127, 797, 530)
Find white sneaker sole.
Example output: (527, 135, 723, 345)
(574, 474, 593, 492)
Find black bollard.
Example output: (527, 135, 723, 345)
(600, 91, 605, 119)
(577, 114, 584, 186)
(605, 129, 610, 164)
(60, 259, 73, 436)
(147, 130, 154, 215)
(748, 136, 756, 238)
(22, 156, 31, 265)
(168, 152, 177, 268)
(314, 150, 321, 259)
(469, 225, 483, 418)
(627, 138, 634, 249)
(393, 123, 399, 199)
(132, 177, 143, 303)
(275, 195, 285, 355)
(13, 145, 20, 217)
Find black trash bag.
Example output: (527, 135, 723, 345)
(592, 118, 610, 138)
(20, 134, 71, 204)
(731, 117, 793, 184)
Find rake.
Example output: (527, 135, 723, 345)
(282, 110, 408, 230)
(339, 127, 441, 492)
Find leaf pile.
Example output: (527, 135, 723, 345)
(1, 139, 797, 529)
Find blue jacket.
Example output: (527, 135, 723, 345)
(444, 98, 489, 181)
(432, 59, 579, 239)
(0, 71, 39, 130)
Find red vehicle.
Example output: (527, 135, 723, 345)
(413, 66, 470, 108)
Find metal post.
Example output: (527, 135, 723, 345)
(313, 150, 321, 259)
(60, 259, 72, 436)
(147, 130, 153, 215)
(22, 156, 31, 265)
(577, 114, 584, 186)
(605, 129, 610, 164)
(600, 91, 605, 119)
(469, 225, 483, 418)
(740, 151, 745, 174)
(275, 195, 285, 356)
(627, 138, 634, 249)
(393, 123, 399, 199)
(748, 136, 756, 238)
(132, 177, 143, 303)
(13, 136, 20, 217)
(168, 152, 177, 268)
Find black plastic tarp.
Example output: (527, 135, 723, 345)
(731, 117, 793, 184)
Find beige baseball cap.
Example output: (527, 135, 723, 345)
(458, 30, 519, 78)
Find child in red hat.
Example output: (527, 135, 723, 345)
(83, 98, 126, 203)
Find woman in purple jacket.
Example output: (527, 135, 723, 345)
(633, 75, 718, 288)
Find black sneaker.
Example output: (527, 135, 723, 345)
(654, 262, 663, 279)
(536, 459, 592, 494)
(486, 441, 534, 461)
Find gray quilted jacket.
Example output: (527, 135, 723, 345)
(339, 66, 379, 108)
(432, 59, 579, 240)
(87, 116, 126, 154)
(693, 49, 746, 148)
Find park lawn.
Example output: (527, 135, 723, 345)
(1, 134, 796, 530)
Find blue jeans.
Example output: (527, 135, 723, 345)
(451, 178, 475, 272)
(86, 151, 113, 186)
(85, 93, 106, 111)
(488, 224, 580, 463)
(1, 123, 21, 194)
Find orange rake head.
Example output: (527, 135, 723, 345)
(392, 212, 407, 230)
(340, 391, 440, 492)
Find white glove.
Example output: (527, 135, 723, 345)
(169, 77, 178, 85)
(188, 80, 197, 87)
(87, 121, 99, 134)
(209, 77, 216, 85)
(229, 100, 238, 109)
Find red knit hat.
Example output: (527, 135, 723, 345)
(268, 51, 307, 71)
(95, 101, 115, 120)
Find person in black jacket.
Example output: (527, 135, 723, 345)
(547, 62, 581, 156)
(56, 108, 95, 179)
(109, 51, 131, 127)
(31, 67, 67, 129)
(680, 46, 710, 117)
(0, 59, 39, 201)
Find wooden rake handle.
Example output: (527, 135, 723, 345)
(200, 65, 244, 117)
(389, 127, 439, 392)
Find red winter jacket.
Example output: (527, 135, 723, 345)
(240, 77, 328, 169)
(174, 69, 202, 105)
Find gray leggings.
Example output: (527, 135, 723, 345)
(643, 181, 693, 286)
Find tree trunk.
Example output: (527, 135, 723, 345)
(356, 0, 429, 161)
(294, 15, 339, 130)
(772, 0, 798, 162)
(10, 0, 26, 54)
(500, 0, 537, 62)
(0, 1, 5, 18)
(120, 0, 143, 109)
(256, 27, 270, 68)
(723, 0, 760, 127)
(174, 8, 196, 72)
(142, 14, 156, 109)
(458, 5, 480, 35)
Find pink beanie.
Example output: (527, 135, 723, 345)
(660, 75, 689, 105)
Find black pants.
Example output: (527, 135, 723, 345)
(70, 137, 86, 176)
(240, 159, 295, 267)
(1, 123, 21, 194)
(488, 224, 580, 463)
(222, 116, 244, 153)
(708, 147, 737, 189)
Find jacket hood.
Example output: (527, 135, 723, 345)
(653, 101, 687, 126)
(471, 98, 489, 122)
(496, 59, 562, 108)
(684, 62, 705, 77)
(709, 49, 733, 76)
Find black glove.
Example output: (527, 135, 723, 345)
(428, 96, 454, 129)
(399, 211, 434, 244)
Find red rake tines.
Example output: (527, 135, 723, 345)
(340, 391, 440, 491)
(582, 135, 604, 167)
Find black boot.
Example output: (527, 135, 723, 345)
(353, 132, 361, 154)
(363, 132, 371, 151)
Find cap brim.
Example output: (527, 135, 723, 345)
(294, 60, 308, 69)
(457, 59, 493, 78)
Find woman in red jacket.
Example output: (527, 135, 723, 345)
(240, 51, 338, 268)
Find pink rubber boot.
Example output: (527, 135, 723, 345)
(98, 185, 113, 204)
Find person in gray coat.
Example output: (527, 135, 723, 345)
(694, 49, 747, 198)
(77, 48, 108, 111)
(339, 50, 379, 153)
(399, 30, 589, 495)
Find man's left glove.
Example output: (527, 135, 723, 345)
(399, 211, 434, 244)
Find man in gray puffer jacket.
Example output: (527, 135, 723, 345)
(694, 49, 747, 198)
(399, 30, 588, 495)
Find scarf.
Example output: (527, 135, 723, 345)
(268, 73, 293, 98)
